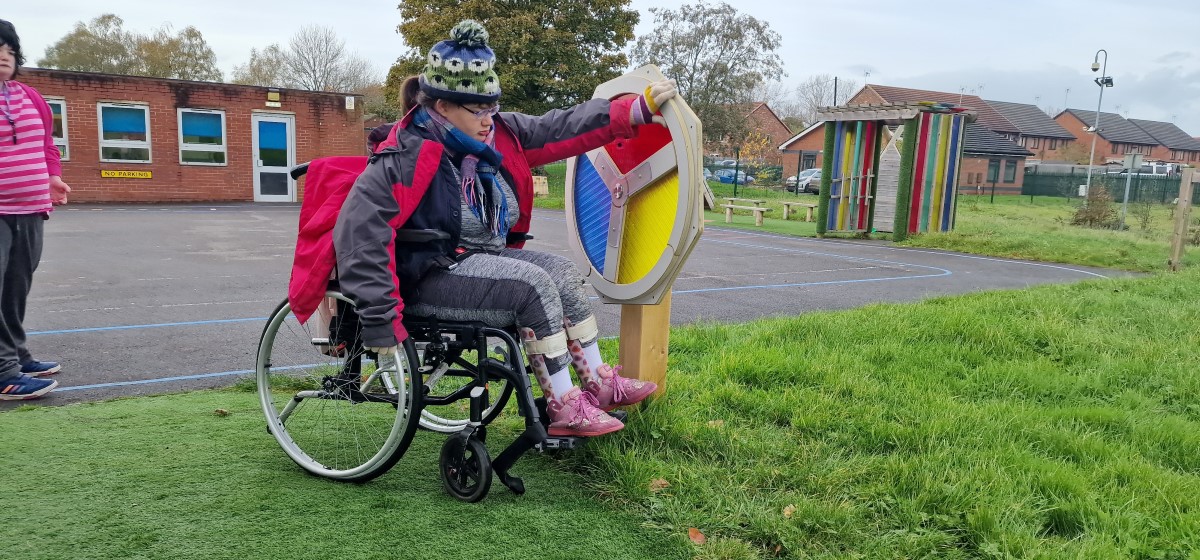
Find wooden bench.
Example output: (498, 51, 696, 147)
(722, 204, 771, 226)
(781, 201, 818, 222)
(724, 197, 765, 207)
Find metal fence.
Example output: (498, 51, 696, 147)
(1022, 171, 1198, 203)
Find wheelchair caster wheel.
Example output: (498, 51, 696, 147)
(440, 435, 492, 502)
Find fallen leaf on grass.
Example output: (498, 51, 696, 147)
(649, 478, 670, 493)
(214, 409, 230, 416)
(688, 527, 706, 545)
(707, 419, 725, 428)
(783, 504, 796, 518)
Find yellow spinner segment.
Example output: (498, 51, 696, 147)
(617, 170, 679, 284)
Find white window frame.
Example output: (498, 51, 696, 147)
(44, 97, 69, 161)
(177, 108, 228, 167)
(97, 102, 152, 164)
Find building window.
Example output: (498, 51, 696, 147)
(45, 98, 68, 160)
(1003, 160, 1017, 183)
(178, 109, 227, 165)
(1111, 143, 1120, 155)
(98, 103, 151, 163)
(987, 159, 1000, 183)
(1030, 137, 1043, 149)
(1049, 139, 1058, 150)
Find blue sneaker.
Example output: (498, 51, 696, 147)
(0, 374, 58, 400)
(20, 360, 61, 377)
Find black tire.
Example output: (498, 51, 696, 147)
(257, 294, 423, 483)
(440, 435, 492, 502)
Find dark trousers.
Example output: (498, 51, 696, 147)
(0, 214, 43, 381)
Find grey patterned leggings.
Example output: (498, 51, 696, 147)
(406, 249, 594, 371)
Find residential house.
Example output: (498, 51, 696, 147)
(710, 101, 796, 166)
(1054, 109, 1158, 164)
(957, 123, 1036, 195)
(1128, 119, 1200, 164)
(779, 84, 1033, 190)
(983, 100, 1077, 162)
(777, 121, 824, 180)
(848, 84, 1021, 137)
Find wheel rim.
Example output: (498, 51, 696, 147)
(257, 293, 416, 480)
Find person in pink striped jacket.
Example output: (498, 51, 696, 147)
(0, 19, 70, 400)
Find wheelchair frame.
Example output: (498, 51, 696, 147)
(257, 290, 625, 502)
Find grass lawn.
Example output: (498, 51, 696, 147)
(6, 270, 1199, 558)
(899, 195, 1200, 272)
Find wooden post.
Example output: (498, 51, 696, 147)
(618, 291, 671, 395)
(1168, 167, 1195, 271)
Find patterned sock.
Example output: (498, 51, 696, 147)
(548, 367, 574, 399)
(570, 339, 606, 387)
(520, 327, 555, 397)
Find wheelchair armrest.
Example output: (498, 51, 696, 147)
(506, 232, 534, 244)
(290, 162, 311, 180)
(395, 229, 452, 243)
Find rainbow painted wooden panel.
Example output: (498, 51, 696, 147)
(906, 112, 966, 234)
(824, 120, 880, 233)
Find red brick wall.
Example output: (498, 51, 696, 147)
(957, 155, 1025, 195)
(781, 127, 825, 179)
(21, 69, 364, 203)
(746, 104, 792, 166)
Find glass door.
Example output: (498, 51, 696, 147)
(252, 114, 295, 202)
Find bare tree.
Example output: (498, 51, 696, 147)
(284, 25, 377, 92)
(40, 14, 222, 81)
(794, 74, 858, 125)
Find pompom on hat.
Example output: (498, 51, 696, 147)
(419, 20, 501, 104)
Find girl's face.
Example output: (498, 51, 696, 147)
(435, 99, 498, 141)
(0, 44, 15, 82)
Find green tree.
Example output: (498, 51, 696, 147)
(39, 14, 222, 81)
(38, 14, 138, 74)
(230, 44, 290, 87)
(389, 0, 639, 115)
(630, 1, 784, 148)
(138, 24, 222, 82)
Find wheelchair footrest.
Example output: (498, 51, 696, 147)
(607, 410, 628, 423)
(537, 436, 582, 451)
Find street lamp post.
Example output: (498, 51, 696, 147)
(1083, 49, 1113, 197)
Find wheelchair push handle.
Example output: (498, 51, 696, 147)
(290, 162, 311, 180)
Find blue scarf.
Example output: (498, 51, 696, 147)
(413, 107, 509, 237)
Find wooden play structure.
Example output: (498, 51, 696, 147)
(564, 65, 706, 392)
(814, 103, 976, 241)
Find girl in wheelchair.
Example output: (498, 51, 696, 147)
(333, 20, 677, 437)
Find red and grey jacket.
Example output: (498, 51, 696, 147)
(330, 96, 638, 348)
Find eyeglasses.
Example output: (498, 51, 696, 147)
(458, 103, 500, 120)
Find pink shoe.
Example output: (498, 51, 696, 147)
(546, 387, 624, 437)
(584, 365, 657, 412)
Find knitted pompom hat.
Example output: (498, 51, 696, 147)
(419, 20, 501, 104)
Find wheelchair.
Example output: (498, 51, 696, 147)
(255, 164, 626, 503)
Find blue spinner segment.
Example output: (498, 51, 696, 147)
(573, 156, 613, 272)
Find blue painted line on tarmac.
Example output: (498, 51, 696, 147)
(56, 363, 317, 392)
(28, 317, 268, 336)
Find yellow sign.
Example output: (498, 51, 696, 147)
(101, 170, 152, 179)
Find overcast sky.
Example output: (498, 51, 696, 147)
(10, 1, 1200, 135)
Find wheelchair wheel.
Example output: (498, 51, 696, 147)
(257, 292, 421, 482)
(439, 435, 492, 502)
(419, 354, 515, 433)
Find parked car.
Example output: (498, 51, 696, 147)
(702, 167, 714, 181)
(715, 159, 738, 167)
(714, 168, 754, 184)
(786, 168, 821, 194)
